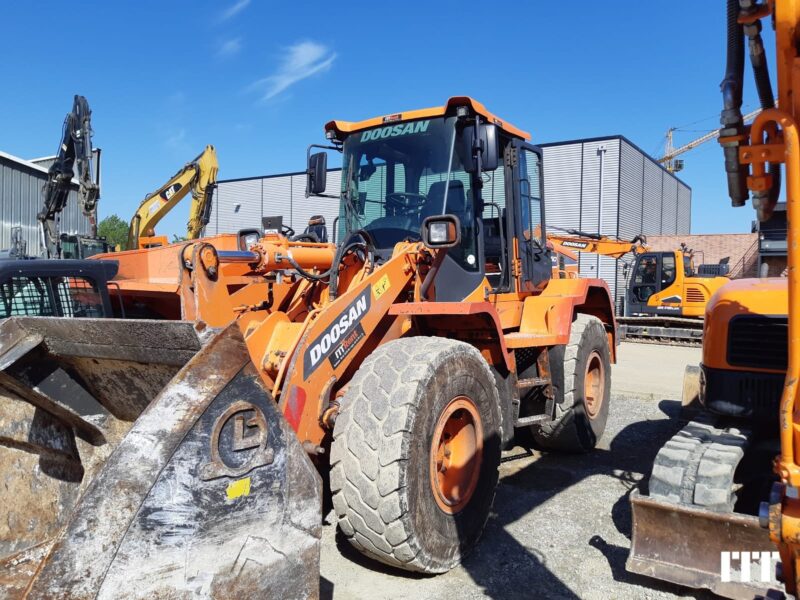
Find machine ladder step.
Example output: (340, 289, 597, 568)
(517, 377, 550, 391)
(514, 414, 551, 426)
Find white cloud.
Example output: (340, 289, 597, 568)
(250, 41, 336, 101)
(165, 128, 186, 149)
(220, 0, 250, 21)
(217, 37, 242, 59)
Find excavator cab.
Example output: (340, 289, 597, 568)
(59, 234, 110, 259)
(626, 251, 680, 314)
(625, 249, 730, 320)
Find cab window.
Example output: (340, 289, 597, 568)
(661, 254, 676, 287)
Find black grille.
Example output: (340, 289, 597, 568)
(704, 365, 784, 422)
(0, 275, 104, 318)
(727, 315, 788, 371)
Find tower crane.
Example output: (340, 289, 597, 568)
(659, 108, 762, 172)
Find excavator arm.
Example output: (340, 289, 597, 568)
(38, 95, 100, 258)
(547, 228, 648, 260)
(128, 145, 218, 249)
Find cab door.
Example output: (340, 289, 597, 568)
(516, 143, 550, 290)
(626, 252, 681, 315)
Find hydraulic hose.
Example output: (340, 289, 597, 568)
(743, 9, 781, 220)
(720, 0, 748, 207)
(327, 231, 374, 300)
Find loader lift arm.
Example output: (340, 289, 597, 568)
(128, 145, 219, 249)
(38, 95, 100, 258)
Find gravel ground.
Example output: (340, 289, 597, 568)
(319, 343, 711, 599)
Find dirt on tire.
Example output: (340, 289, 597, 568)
(533, 314, 612, 452)
(330, 336, 502, 573)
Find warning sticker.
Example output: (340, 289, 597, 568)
(372, 275, 390, 300)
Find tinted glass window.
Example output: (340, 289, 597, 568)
(339, 117, 480, 271)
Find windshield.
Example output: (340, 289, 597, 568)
(339, 116, 479, 271)
(61, 238, 107, 259)
(80, 239, 108, 258)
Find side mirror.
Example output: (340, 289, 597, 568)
(306, 152, 327, 196)
(463, 124, 499, 173)
(421, 214, 461, 249)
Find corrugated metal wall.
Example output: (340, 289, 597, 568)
(0, 154, 90, 255)
(574, 140, 620, 292)
(208, 136, 691, 310)
(542, 136, 691, 303)
(677, 181, 691, 233)
(642, 159, 664, 234)
(542, 144, 582, 230)
(662, 174, 679, 235)
(617, 140, 645, 305)
(207, 171, 342, 239)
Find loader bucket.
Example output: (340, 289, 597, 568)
(0, 317, 321, 599)
(627, 491, 776, 599)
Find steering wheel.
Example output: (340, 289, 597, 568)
(280, 224, 295, 237)
(386, 192, 427, 216)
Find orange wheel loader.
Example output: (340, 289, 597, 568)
(0, 97, 617, 596)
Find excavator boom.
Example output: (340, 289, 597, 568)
(39, 95, 100, 257)
(128, 145, 219, 249)
(547, 228, 648, 260)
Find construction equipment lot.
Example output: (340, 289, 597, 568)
(319, 342, 705, 600)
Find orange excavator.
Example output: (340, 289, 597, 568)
(547, 227, 648, 260)
(0, 97, 618, 596)
(627, 1, 797, 597)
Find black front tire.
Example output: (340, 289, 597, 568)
(330, 336, 502, 573)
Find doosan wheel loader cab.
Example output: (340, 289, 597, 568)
(315, 96, 553, 299)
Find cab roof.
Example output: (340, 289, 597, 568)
(325, 96, 531, 141)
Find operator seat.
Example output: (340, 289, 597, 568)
(304, 215, 328, 243)
(422, 180, 467, 219)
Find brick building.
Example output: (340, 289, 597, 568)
(645, 233, 759, 278)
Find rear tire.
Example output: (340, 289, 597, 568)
(330, 337, 502, 573)
(532, 314, 611, 452)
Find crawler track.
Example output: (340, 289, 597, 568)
(618, 316, 704, 346)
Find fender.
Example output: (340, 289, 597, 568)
(519, 278, 617, 361)
(388, 302, 514, 373)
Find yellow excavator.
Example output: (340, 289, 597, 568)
(127, 145, 219, 249)
(620, 244, 732, 344)
(545, 229, 728, 344)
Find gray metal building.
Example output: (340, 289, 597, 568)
(207, 170, 344, 243)
(541, 135, 691, 303)
(0, 150, 92, 255)
(206, 135, 690, 303)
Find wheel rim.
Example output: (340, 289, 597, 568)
(429, 396, 483, 514)
(583, 351, 605, 419)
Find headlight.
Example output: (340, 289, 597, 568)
(421, 215, 461, 249)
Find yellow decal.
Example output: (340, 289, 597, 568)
(372, 275, 390, 300)
(226, 477, 251, 500)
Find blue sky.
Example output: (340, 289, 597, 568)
(1, 1, 772, 238)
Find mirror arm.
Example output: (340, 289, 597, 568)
(472, 115, 483, 179)
(306, 143, 340, 159)
(420, 248, 449, 300)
